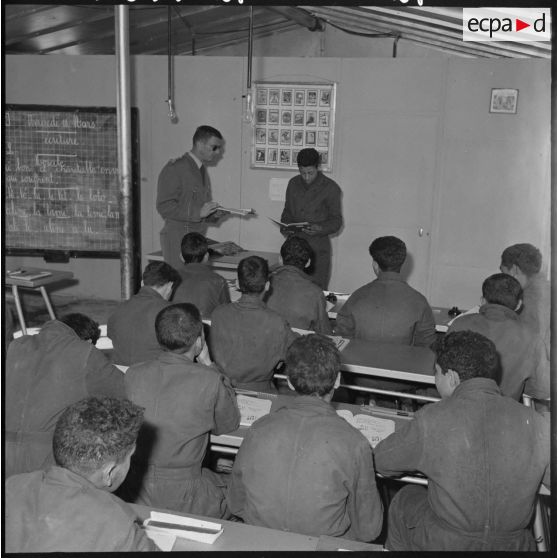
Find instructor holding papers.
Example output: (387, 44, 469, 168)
(280, 148, 342, 289)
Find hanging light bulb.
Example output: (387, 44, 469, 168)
(242, 90, 254, 124)
(166, 98, 178, 124)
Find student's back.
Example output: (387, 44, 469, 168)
(266, 265, 332, 333)
(5, 318, 124, 477)
(448, 304, 548, 400)
(335, 236, 435, 347)
(173, 262, 230, 317)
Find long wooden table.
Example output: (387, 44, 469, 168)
(131, 503, 383, 551)
(147, 249, 280, 270)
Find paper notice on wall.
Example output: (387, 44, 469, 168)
(269, 178, 289, 202)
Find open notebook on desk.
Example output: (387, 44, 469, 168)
(208, 241, 245, 256)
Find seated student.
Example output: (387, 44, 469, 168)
(172, 232, 230, 318)
(227, 334, 383, 541)
(107, 260, 180, 365)
(5, 313, 125, 478)
(209, 255, 298, 392)
(265, 236, 332, 334)
(335, 236, 436, 347)
(122, 303, 240, 518)
(448, 273, 549, 401)
(5, 396, 157, 552)
(374, 330, 550, 552)
(500, 243, 550, 360)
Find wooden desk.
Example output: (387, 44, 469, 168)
(340, 339, 436, 385)
(211, 394, 413, 452)
(131, 503, 383, 551)
(5, 268, 74, 334)
(326, 294, 453, 333)
(147, 249, 280, 270)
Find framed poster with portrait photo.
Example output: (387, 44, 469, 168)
(490, 88, 518, 114)
(251, 81, 336, 171)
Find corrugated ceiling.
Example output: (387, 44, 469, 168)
(3, 4, 552, 59)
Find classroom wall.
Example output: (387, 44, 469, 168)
(5, 54, 551, 308)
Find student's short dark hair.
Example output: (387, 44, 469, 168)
(181, 232, 208, 263)
(53, 397, 143, 475)
(193, 125, 223, 145)
(142, 261, 180, 288)
(155, 303, 202, 351)
(501, 243, 542, 276)
(238, 256, 268, 294)
(435, 330, 498, 383)
(369, 236, 406, 272)
(286, 334, 340, 396)
(280, 236, 314, 269)
(60, 313, 100, 345)
(297, 148, 321, 168)
(482, 273, 522, 310)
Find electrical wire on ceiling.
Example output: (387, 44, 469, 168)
(324, 19, 395, 38)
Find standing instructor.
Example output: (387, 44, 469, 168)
(281, 148, 342, 290)
(157, 125, 227, 269)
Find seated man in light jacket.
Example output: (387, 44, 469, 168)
(5, 396, 157, 552)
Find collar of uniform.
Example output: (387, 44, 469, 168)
(272, 264, 309, 281)
(479, 303, 519, 322)
(375, 270, 405, 282)
(276, 394, 336, 415)
(452, 377, 501, 399)
(136, 285, 166, 300)
(181, 262, 212, 274)
(237, 293, 266, 308)
(157, 350, 195, 366)
(188, 150, 203, 169)
(45, 465, 99, 491)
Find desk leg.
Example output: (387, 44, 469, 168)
(11, 285, 27, 335)
(39, 286, 56, 320)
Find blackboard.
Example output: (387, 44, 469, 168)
(5, 105, 139, 258)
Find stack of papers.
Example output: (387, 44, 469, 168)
(143, 511, 223, 548)
(236, 394, 272, 426)
(336, 410, 395, 447)
(7, 269, 52, 283)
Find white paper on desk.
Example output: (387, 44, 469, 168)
(144, 511, 223, 544)
(145, 530, 176, 551)
(237, 394, 272, 426)
(336, 411, 395, 448)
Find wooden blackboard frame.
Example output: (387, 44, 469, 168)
(4, 104, 140, 261)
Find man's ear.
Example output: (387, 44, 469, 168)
(140, 280, 145, 287)
(286, 378, 296, 391)
(304, 258, 311, 270)
(202, 252, 210, 263)
(515, 299, 523, 312)
(264, 280, 271, 293)
(447, 369, 461, 389)
(372, 260, 380, 276)
(102, 460, 118, 489)
(333, 372, 341, 390)
(179, 253, 185, 263)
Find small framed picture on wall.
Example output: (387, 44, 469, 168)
(251, 81, 336, 171)
(490, 88, 518, 114)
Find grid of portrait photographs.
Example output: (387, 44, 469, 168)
(251, 82, 336, 171)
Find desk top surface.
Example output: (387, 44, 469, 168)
(147, 249, 280, 267)
(131, 503, 383, 551)
(5, 267, 74, 287)
(211, 394, 413, 450)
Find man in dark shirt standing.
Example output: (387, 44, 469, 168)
(281, 148, 342, 290)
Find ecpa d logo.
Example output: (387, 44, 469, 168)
(463, 8, 551, 42)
